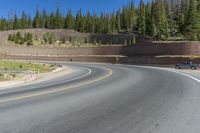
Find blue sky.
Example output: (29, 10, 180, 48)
(0, 0, 147, 18)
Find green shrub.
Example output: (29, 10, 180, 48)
(43, 32, 56, 44)
(26, 41, 33, 46)
(0, 73, 4, 77)
(19, 40, 24, 45)
(11, 34, 16, 41)
(50, 64, 55, 67)
(60, 37, 66, 44)
(16, 32, 22, 41)
(19, 64, 23, 68)
(8, 34, 12, 41)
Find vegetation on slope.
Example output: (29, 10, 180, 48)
(0, 60, 55, 81)
(8, 32, 33, 45)
(7, 31, 136, 46)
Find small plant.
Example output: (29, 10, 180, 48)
(50, 64, 55, 67)
(19, 39, 24, 45)
(8, 34, 12, 41)
(43, 32, 56, 44)
(19, 64, 23, 68)
(60, 37, 66, 44)
(26, 41, 33, 46)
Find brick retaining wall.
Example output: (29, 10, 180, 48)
(1, 42, 200, 64)
(1, 42, 200, 56)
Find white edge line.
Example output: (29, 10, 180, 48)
(0, 66, 92, 94)
(121, 64, 200, 84)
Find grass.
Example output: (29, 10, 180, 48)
(0, 60, 55, 78)
(0, 60, 56, 81)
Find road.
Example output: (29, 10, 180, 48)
(0, 63, 200, 133)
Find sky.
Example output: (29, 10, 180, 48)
(0, 0, 147, 18)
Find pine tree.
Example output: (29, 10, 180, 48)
(54, 6, 61, 29)
(151, 16, 157, 37)
(21, 11, 28, 29)
(104, 14, 111, 34)
(95, 13, 104, 33)
(91, 13, 96, 33)
(65, 10, 74, 29)
(0, 19, 6, 31)
(145, 1, 151, 35)
(121, 6, 129, 31)
(153, 0, 169, 39)
(128, 0, 136, 32)
(110, 12, 116, 33)
(184, 0, 200, 40)
(28, 15, 32, 28)
(13, 13, 18, 30)
(50, 11, 55, 29)
(115, 9, 121, 32)
(137, 0, 146, 35)
(43, 9, 50, 29)
(33, 6, 40, 28)
(160, 0, 169, 38)
(75, 9, 84, 32)
(85, 11, 92, 32)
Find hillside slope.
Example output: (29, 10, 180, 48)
(0, 29, 138, 47)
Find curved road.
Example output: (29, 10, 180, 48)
(0, 63, 200, 133)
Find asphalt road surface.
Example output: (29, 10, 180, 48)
(0, 63, 200, 133)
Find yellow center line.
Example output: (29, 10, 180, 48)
(0, 67, 113, 104)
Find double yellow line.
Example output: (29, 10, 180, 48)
(0, 67, 113, 104)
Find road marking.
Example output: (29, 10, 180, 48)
(0, 66, 92, 94)
(165, 69, 200, 84)
(143, 66, 200, 84)
(0, 67, 113, 104)
(124, 64, 200, 84)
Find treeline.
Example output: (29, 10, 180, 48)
(1, 0, 200, 40)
